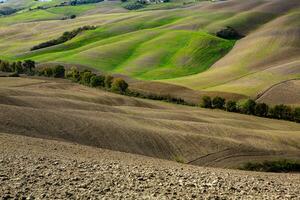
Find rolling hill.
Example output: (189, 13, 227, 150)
(0, 0, 299, 104)
(1, 77, 299, 168)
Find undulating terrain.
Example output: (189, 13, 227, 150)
(1, 77, 299, 168)
(0, 0, 299, 103)
(1, 0, 300, 198)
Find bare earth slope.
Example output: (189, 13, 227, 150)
(257, 79, 300, 106)
(1, 132, 299, 199)
(1, 77, 300, 168)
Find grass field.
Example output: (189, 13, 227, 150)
(0, 0, 300, 103)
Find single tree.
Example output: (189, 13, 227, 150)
(104, 75, 114, 88)
(241, 99, 256, 115)
(201, 96, 212, 108)
(255, 103, 269, 117)
(22, 60, 35, 74)
(65, 67, 80, 82)
(226, 100, 237, 112)
(80, 71, 94, 85)
(111, 78, 128, 93)
(52, 65, 65, 78)
(90, 75, 105, 87)
(293, 107, 300, 123)
(212, 96, 226, 109)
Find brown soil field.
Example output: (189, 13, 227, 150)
(1, 77, 300, 169)
(1, 132, 300, 199)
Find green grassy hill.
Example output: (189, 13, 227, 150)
(1, 0, 300, 103)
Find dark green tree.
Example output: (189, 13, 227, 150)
(22, 60, 35, 74)
(201, 96, 212, 108)
(293, 107, 300, 123)
(111, 78, 128, 93)
(226, 100, 237, 112)
(43, 67, 53, 77)
(104, 75, 114, 88)
(255, 103, 269, 117)
(270, 104, 293, 120)
(52, 65, 65, 78)
(90, 75, 105, 87)
(15, 61, 23, 73)
(80, 71, 94, 85)
(0, 60, 12, 72)
(241, 99, 256, 115)
(212, 96, 226, 109)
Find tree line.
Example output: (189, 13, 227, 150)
(31, 26, 96, 51)
(201, 96, 300, 123)
(0, 59, 35, 75)
(0, 58, 299, 123)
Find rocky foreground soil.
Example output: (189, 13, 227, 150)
(0, 133, 299, 200)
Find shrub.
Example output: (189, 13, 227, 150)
(212, 96, 225, 109)
(90, 75, 105, 87)
(80, 70, 94, 85)
(111, 78, 128, 93)
(216, 26, 243, 40)
(123, 1, 145, 10)
(226, 100, 237, 112)
(65, 67, 80, 82)
(104, 75, 114, 88)
(22, 60, 35, 73)
(270, 104, 293, 120)
(293, 107, 300, 123)
(15, 61, 24, 73)
(52, 65, 65, 78)
(201, 96, 212, 108)
(43, 67, 54, 77)
(240, 99, 256, 115)
(0, 60, 12, 72)
(255, 103, 269, 117)
(173, 155, 185, 163)
(241, 160, 300, 173)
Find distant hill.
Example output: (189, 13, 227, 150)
(0, 0, 299, 104)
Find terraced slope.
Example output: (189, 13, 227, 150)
(0, 0, 300, 102)
(1, 77, 299, 168)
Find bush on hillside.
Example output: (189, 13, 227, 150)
(22, 60, 35, 74)
(104, 75, 114, 88)
(240, 99, 256, 115)
(122, 1, 145, 10)
(52, 65, 65, 78)
(65, 67, 80, 82)
(80, 70, 94, 85)
(226, 100, 237, 112)
(216, 26, 243, 40)
(0, 60, 12, 72)
(255, 103, 269, 117)
(212, 96, 225, 109)
(293, 107, 300, 123)
(111, 78, 128, 93)
(201, 96, 212, 108)
(269, 104, 293, 120)
(241, 160, 300, 173)
(90, 75, 105, 87)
